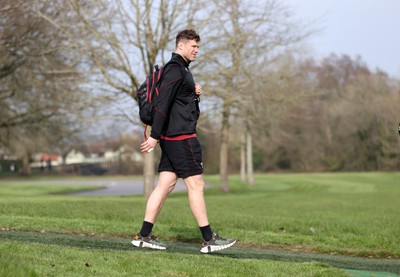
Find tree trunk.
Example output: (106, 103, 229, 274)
(143, 125, 155, 198)
(246, 125, 254, 185)
(143, 152, 155, 198)
(219, 101, 230, 192)
(21, 151, 31, 176)
(240, 132, 246, 183)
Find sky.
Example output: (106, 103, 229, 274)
(282, 0, 400, 78)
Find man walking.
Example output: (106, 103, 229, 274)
(131, 29, 236, 253)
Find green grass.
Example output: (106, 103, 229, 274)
(1, 239, 348, 277)
(203, 173, 400, 258)
(1, 172, 399, 276)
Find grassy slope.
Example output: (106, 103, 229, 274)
(1, 172, 399, 276)
(203, 172, 400, 258)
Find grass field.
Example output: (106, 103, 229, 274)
(0, 172, 399, 276)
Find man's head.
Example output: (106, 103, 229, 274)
(175, 29, 200, 62)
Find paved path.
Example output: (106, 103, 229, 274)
(68, 179, 189, 196)
(2, 178, 189, 196)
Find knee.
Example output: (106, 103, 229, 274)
(164, 181, 177, 192)
(154, 181, 176, 194)
(186, 180, 205, 192)
(184, 175, 205, 192)
(167, 182, 177, 193)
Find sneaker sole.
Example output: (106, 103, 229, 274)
(131, 240, 166, 250)
(200, 240, 236, 254)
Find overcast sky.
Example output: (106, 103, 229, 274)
(282, 0, 400, 78)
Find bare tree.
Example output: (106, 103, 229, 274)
(196, 0, 314, 190)
(260, 54, 400, 172)
(33, 0, 203, 196)
(0, 0, 95, 174)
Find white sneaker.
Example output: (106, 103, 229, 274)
(131, 233, 166, 250)
(200, 232, 236, 253)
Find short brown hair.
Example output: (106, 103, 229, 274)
(175, 29, 200, 47)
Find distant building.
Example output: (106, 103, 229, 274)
(29, 137, 144, 175)
(0, 148, 21, 174)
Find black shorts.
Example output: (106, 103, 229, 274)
(158, 137, 204, 178)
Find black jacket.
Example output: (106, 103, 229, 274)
(150, 53, 200, 140)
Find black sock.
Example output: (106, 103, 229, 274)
(199, 225, 213, 241)
(140, 221, 153, 237)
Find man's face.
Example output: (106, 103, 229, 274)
(178, 39, 200, 62)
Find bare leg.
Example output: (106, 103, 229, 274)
(144, 171, 178, 223)
(183, 174, 209, 227)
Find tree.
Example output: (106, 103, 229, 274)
(197, 0, 314, 190)
(35, 0, 203, 196)
(0, 0, 94, 174)
(263, 54, 400, 172)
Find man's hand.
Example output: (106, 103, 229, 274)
(140, 137, 159, 153)
(195, 83, 202, 96)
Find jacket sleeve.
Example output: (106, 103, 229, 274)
(150, 63, 183, 140)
